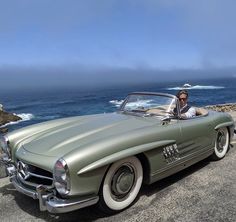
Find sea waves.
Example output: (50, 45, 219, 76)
(17, 113, 35, 121)
(109, 100, 124, 107)
(166, 85, 225, 90)
(0, 113, 35, 128)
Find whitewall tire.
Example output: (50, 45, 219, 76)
(212, 127, 229, 160)
(99, 156, 143, 213)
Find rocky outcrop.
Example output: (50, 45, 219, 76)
(0, 109, 22, 134)
(0, 110, 21, 125)
(205, 103, 236, 112)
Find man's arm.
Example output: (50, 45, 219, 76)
(182, 107, 196, 119)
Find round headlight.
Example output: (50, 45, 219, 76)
(53, 158, 70, 196)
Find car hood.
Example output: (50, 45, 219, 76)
(19, 113, 158, 158)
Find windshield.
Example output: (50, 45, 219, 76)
(120, 93, 177, 117)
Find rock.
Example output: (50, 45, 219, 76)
(205, 103, 236, 112)
(0, 110, 22, 129)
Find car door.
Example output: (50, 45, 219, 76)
(147, 116, 214, 184)
(177, 116, 214, 158)
(144, 118, 183, 182)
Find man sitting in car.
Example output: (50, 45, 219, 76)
(175, 90, 196, 119)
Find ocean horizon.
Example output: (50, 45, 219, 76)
(1, 77, 236, 132)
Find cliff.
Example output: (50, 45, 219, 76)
(0, 107, 22, 133)
(0, 110, 21, 125)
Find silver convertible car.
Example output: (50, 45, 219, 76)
(0, 92, 235, 214)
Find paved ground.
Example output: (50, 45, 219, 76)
(0, 114, 235, 222)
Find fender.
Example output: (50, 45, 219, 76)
(77, 140, 175, 175)
(214, 121, 234, 130)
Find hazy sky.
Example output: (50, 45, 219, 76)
(1, 0, 236, 90)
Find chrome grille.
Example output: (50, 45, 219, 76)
(16, 160, 53, 189)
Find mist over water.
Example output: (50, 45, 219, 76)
(1, 66, 236, 92)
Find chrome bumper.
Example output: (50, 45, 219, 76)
(5, 164, 99, 213)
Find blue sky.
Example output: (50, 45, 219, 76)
(1, 0, 236, 89)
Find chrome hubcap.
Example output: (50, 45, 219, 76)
(111, 165, 135, 200)
(217, 131, 226, 152)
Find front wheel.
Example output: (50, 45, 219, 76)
(99, 156, 143, 214)
(212, 127, 229, 160)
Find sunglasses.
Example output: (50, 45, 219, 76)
(179, 97, 187, 101)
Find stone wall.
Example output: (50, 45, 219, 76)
(205, 103, 236, 112)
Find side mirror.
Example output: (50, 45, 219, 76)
(161, 116, 171, 125)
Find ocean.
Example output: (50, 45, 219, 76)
(1, 77, 236, 132)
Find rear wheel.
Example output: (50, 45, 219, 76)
(99, 156, 143, 214)
(212, 127, 229, 160)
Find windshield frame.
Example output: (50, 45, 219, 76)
(119, 92, 181, 118)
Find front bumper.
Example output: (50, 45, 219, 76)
(5, 164, 99, 213)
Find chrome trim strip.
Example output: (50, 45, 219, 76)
(17, 174, 54, 189)
(28, 172, 53, 181)
(45, 196, 99, 213)
(10, 175, 38, 199)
